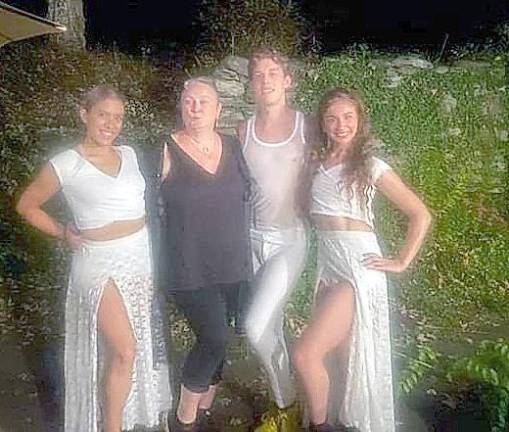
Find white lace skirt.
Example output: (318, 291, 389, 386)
(315, 230, 395, 432)
(64, 226, 172, 432)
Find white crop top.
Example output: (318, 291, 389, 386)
(49, 145, 146, 230)
(243, 111, 309, 230)
(310, 157, 391, 229)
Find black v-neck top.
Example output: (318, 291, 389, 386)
(159, 134, 252, 292)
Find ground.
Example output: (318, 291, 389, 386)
(0, 328, 429, 432)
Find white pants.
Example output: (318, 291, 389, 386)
(245, 226, 308, 408)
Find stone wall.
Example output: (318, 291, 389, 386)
(212, 55, 305, 134)
(212, 54, 506, 140)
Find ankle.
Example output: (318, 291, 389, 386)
(308, 421, 333, 432)
(176, 410, 197, 425)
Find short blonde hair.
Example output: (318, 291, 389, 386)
(182, 76, 219, 98)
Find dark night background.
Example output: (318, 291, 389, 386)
(4, 0, 509, 54)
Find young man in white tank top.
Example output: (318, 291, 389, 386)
(237, 47, 314, 430)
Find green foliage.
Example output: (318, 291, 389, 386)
(193, 0, 317, 66)
(397, 344, 442, 397)
(401, 339, 509, 432)
(446, 339, 509, 431)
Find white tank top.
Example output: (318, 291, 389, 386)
(310, 157, 391, 229)
(243, 111, 308, 230)
(49, 145, 146, 230)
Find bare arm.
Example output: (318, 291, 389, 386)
(236, 120, 247, 146)
(161, 142, 171, 180)
(363, 169, 432, 273)
(16, 164, 81, 248)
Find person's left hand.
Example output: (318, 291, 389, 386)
(362, 253, 407, 273)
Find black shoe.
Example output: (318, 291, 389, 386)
(168, 414, 199, 432)
(197, 408, 219, 431)
(309, 422, 348, 432)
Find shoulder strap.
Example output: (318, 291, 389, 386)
(224, 134, 253, 202)
(243, 117, 254, 152)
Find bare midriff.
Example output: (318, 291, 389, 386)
(80, 216, 146, 241)
(311, 214, 372, 232)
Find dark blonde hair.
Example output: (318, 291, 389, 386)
(317, 87, 374, 206)
(79, 85, 126, 111)
(248, 47, 292, 80)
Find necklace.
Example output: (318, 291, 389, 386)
(189, 134, 216, 155)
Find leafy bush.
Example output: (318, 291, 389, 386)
(193, 0, 318, 67)
(399, 339, 509, 431)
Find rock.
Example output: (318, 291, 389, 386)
(435, 66, 449, 74)
(391, 56, 433, 70)
(448, 128, 462, 137)
(483, 95, 504, 118)
(219, 107, 251, 124)
(222, 55, 249, 78)
(441, 94, 457, 114)
(213, 67, 240, 81)
(497, 130, 508, 142)
(215, 78, 245, 98)
(455, 60, 491, 70)
(369, 59, 392, 68)
(220, 97, 253, 110)
(385, 69, 402, 88)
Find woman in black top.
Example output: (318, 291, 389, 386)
(159, 77, 251, 431)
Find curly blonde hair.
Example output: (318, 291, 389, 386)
(317, 87, 375, 206)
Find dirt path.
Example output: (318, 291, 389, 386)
(0, 331, 428, 432)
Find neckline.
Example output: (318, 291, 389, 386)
(170, 134, 226, 177)
(251, 111, 299, 147)
(71, 146, 124, 179)
(321, 161, 344, 172)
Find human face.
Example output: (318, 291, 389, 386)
(181, 82, 221, 132)
(250, 58, 291, 107)
(322, 98, 359, 150)
(80, 97, 124, 147)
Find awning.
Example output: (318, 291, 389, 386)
(0, 1, 66, 48)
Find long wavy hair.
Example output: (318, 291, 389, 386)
(317, 87, 375, 206)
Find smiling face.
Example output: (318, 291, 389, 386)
(180, 81, 222, 132)
(322, 98, 360, 151)
(80, 97, 125, 147)
(250, 57, 292, 107)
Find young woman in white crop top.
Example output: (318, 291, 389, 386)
(237, 47, 315, 430)
(16, 86, 172, 432)
(292, 88, 432, 432)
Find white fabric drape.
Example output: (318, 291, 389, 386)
(315, 230, 395, 432)
(64, 227, 172, 431)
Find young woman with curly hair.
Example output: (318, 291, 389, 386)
(292, 88, 432, 432)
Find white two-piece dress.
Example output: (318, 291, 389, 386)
(49, 145, 172, 431)
(309, 157, 395, 432)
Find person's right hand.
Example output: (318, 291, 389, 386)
(64, 223, 83, 250)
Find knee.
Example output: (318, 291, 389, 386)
(292, 339, 318, 373)
(111, 340, 136, 371)
(201, 329, 228, 357)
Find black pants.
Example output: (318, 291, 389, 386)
(172, 282, 242, 393)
